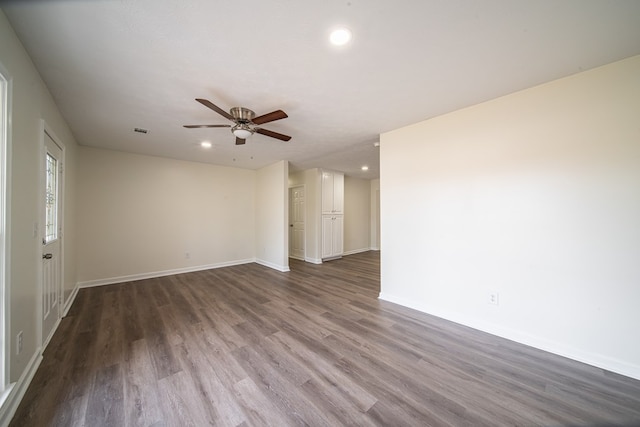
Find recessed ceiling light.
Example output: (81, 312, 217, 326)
(361, 165, 369, 171)
(201, 141, 212, 148)
(330, 28, 352, 46)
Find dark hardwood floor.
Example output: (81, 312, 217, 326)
(10, 251, 640, 426)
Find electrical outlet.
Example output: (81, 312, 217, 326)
(488, 292, 499, 306)
(17, 331, 23, 355)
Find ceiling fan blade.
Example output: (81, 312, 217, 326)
(255, 128, 291, 141)
(195, 98, 234, 121)
(183, 124, 231, 128)
(252, 110, 288, 125)
(235, 137, 246, 145)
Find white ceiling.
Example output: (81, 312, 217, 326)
(4, 1, 640, 179)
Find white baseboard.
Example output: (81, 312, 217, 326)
(379, 292, 640, 381)
(304, 257, 322, 264)
(62, 283, 80, 317)
(369, 246, 380, 251)
(42, 317, 61, 352)
(343, 248, 370, 256)
(255, 259, 290, 272)
(78, 258, 256, 288)
(0, 349, 43, 427)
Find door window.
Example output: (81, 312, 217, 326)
(44, 152, 58, 243)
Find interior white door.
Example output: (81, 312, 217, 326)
(42, 131, 62, 346)
(289, 186, 305, 260)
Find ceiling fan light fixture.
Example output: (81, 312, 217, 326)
(232, 124, 253, 139)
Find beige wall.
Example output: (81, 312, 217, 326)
(370, 178, 380, 250)
(1, 10, 79, 381)
(77, 147, 257, 283)
(255, 160, 289, 271)
(344, 176, 370, 254)
(381, 55, 640, 379)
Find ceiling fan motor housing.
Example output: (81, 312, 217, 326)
(230, 107, 255, 123)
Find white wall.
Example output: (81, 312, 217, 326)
(77, 147, 256, 284)
(344, 176, 370, 254)
(380, 55, 640, 379)
(255, 160, 289, 272)
(0, 10, 79, 382)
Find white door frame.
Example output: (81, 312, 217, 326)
(0, 61, 12, 395)
(288, 185, 306, 260)
(38, 120, 64, 349)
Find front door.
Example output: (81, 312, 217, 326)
(42, 130, 63, 346)
(289, 186, 305, 260)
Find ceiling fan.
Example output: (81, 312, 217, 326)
(184, 98, 291, 145)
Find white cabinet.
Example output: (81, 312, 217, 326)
(321, 169, 344, 260)
(322, 214, 343, 259)
(321, 170, 344, 214)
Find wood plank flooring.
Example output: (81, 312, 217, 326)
(10, 251, 640, 426)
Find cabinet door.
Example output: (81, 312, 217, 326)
(332, 215, 344, 255)
(322, 215, 334, 258)
(332, 173, 344, 214)
(321, 171, 334, 214)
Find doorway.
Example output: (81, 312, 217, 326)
(288, 185, 305, 260)
(0, 63, 9, 393)
(41, 126, 64, 348)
